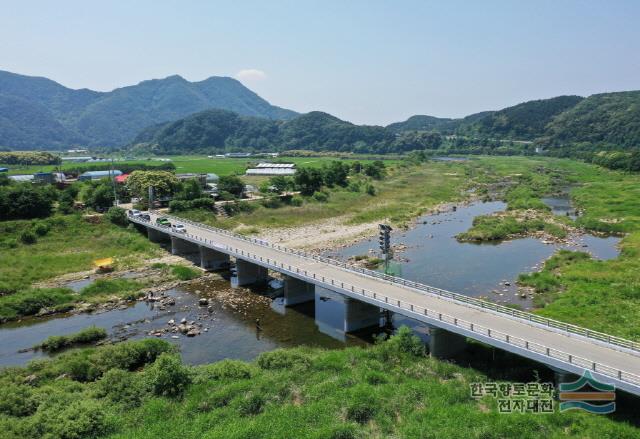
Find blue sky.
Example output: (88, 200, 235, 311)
(1, 0, 639, 125)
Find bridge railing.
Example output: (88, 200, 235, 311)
(222, 242, 640, 388)
(136, 213, 640, 355)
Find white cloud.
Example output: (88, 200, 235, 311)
(235, 69, 267, 82)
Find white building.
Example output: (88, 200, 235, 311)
(245, 163, 296, 176)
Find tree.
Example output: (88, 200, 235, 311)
(85, 181, 114, 211)
(58, 191, 75, 214)
(268, 175, 292, 193)
(364, 161, 386, 179)
(323, 161, 349, 187)
(0, 184, 54, 220)
(218, 175, 245, 198)
(175, 179, 203, 201)
(126, 171, 179, 201)
(105, 207, 128, 226)
(294, 167, 324, 195)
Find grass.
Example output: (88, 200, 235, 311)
(178, 160, 469, 232)
(34, 326, 107, 352)
(0, 215, 161, 294)
(460, 156, 640, 339)
(0, 330, 638, 439)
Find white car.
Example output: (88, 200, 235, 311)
(171, 224, 187, 234)
(128, 209, 142, 217)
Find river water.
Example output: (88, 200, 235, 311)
(0, 196, 621, 367)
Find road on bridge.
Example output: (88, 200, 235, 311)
(138, 211, 640, 394)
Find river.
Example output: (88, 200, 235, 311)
(0, 195, 621, 367)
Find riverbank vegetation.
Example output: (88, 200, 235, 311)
(457, 156, 640, 339)
(1, 330, 638, 439)
(34, 326, 107, 352)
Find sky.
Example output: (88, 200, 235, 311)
(1, 0, 639, 125)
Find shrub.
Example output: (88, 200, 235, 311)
(312, 191, 329, 202)
(20, 229, 37, 244)
(195, 359, 253, 382)
(261, 197, 283, 209)
(96, 368, 146, 407)
(36, 326, 107, 352)
(0, 384, 38, 417)
(257, 349, 311, 370)
(365, 184, 376, 196)
(27, 399, 111, 439)
(0, 288, 75, 322)
(33, 222, 51, 236)
(144, 353, 192, 398)
(90, 339, 173, 375)
(289, 196, 303, 207)
(105, 206, 128, 226)
(238, 393, 265, 416)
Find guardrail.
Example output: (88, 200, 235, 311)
(139, 212, 640, 356)
(148, 219, 640, 389)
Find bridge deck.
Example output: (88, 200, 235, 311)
(134, 212, 640, 395)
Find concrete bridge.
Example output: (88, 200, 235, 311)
(130, 212, 640, 396)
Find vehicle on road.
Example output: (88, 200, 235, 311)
(171, 224, 187, 233)
(156, 217, 171, 227)
(140, 214, 151, 221)
(128, 209, 141, 217)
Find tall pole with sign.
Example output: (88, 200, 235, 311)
(378, 224, 392, 274)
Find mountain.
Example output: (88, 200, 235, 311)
(0, 70, 297, 149)
(456, 96, 584, 140)
(131, 109, 442, 154)
(542, 91, 640, 148)
(386, 115, 458, 134)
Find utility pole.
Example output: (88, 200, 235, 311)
(110, 157, 118, 207)
(378, 224, 392, 274)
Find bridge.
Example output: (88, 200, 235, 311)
(130, 211, 640, 396)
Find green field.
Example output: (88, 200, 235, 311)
(1, 155, 399, 176)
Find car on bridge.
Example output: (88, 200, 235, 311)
(156, 217, 171, 227)
(140, 213, 151, 222)
(171, 224, 187, 234)
(127, 209, 142, 217)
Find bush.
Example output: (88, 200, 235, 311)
(20, 229, 37, 244)
(312, 191, 329, 202)
(105, 206, 128, 226)
(27, 399, 111, 439)
(0, 288, 75, 322)
(257, 349, 310, 370)
(96, 368, 146, 407)
(289, 196, 303, 207)
(144, 353, 192, 398)
(0, 384, 38, 417)
(261, 197, 283, 209)
(238, 393, 265, 416)
(195, 359, 253, 382)
(33, 222, 51, 236)
(36, 326, 107, 352)
(365, 184, 376, 196)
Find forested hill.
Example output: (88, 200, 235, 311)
(456, 95, 584, 140)
(390, 92, 640, 149)
(541, 91, 640, 148)
(0, 70, 298, 149)
(131, 110, 443, 154)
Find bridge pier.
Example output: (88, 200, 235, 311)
(171, 236, 200, 256)
(315, 286, 380, 341)
(428, 326, 467, 359)
(235, 259, 269, 286)
(148, 227, 170, 243)
(200, 246, 230, 270)
(549, 366, 578, 389)
(283, 276, 315, 306)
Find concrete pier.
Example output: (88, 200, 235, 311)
(171, 236, 200, 256)
(147, 227, 170, 243)
(283, 276, 315, 306)
(428, 326, 467, 359)
(235, 259, 269, 286)
(200, 246, 230, 270)
(315, 286, 380, 341)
